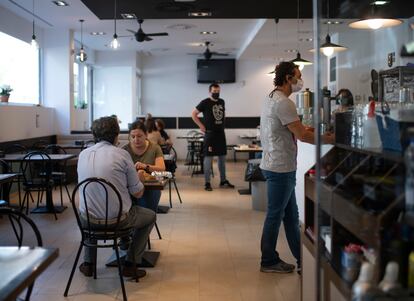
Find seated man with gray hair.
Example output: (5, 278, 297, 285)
(77, 116, 156, 279)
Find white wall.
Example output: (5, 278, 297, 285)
(42, 28, 72, 135)
(0, 104, 55, 142)
(142, 55, 317, 116)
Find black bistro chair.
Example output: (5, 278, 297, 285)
(0, 159, 12, 207)
(165, 147, 182, 208)
(0, 207, 43, 300)
(45, 144, 71, 206)
(64, 177, 137, 301)
(19, 151, 55, 219)
(5, 144, 28, 206)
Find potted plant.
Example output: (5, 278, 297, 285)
(0, 85, 13, 102)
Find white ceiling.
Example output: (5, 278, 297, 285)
(0, 0, 367, 60)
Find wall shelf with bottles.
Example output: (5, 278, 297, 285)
(303, 141, 407, 300)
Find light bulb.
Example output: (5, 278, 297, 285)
(367, 19, 383, 30)
(297, 63, 305, 71)
(78, 47, 87, 62)
(322, 46, 334, 57)
(31, 35, 39, 49)
(110, 36, 119, 49)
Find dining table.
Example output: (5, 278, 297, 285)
(0, 246, 59, 301)
(2, 153, 77, 214)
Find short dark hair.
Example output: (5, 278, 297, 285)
(273, 61, 298, 87)
(155, 119, 165, 130)
(336, 88, 354, 106)
(128, 120, 147, 134)
(145, 118, 156, 133)
(209, 83, 220, 91)
(91, 116, 120, 144)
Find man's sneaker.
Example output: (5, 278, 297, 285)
(260, 260, 295, 274)
(122, 266, 147, 278)
(219, 180, 235, 188)
(205, 182, 213, 191)
(79, 262, 94, 277)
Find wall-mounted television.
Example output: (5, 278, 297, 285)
(197, 59, 236, 83)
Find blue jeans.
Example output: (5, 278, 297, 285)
(204, 155, 226, 183)
(260, 170, 301, 267)
(134, 190, 162, 213)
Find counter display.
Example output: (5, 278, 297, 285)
(300, 116, 414, 301)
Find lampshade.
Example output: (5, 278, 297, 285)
(290, 52, 312, 70)
(310, 34, 347, 57)
(349, 18, 402, 30)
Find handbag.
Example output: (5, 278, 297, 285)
(244, 161, 265, 182)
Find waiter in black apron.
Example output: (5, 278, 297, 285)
(192, 83, 235, 191)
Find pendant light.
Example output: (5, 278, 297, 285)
(349, 2, 402, 30)
(77, 19, 87, 62)
(267, 18, 279, 76)
(110, 0, 120, 49)
(310, 0, 347, 57)
(290, 0, 312, 70)
(31, 0, 38, 48)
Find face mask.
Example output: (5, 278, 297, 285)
(291, 78, 303, 92)
(211, 92, 220, 100)
(338, 97, 350, 106)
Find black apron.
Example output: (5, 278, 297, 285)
(204, 130, 227, 156)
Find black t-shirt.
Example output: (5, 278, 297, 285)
(195, 98, 225, 132)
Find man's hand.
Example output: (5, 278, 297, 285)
(199, 124, 206, 133)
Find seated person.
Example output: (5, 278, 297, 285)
(334, 88, 354, 113)
(155, 119, 173, 146)
(77, 116, 156, 279)
(145, 118, 164, 146)
(123, 120, 166, 212)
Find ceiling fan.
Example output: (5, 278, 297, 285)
(188, 41, 229, 60)
(125, 19, 169, 42)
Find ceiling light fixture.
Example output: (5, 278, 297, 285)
(349, 2, 402, 30)
(267, 18, 280, 76)
(31, 0, 38, 48)
(290, 0, 312, 69)
(77, 20, 87, 62)
(121, 13, 136, 19)
(311, 0, 347, 56)
(371, 1, 389, 5)
(52, 0, 69, 6)
(188, 12, 212, 17)
(90, 32, 106, 36)
(324, 20, 343, 25)
(110, 0, 119, 49)
(200, 31, 216, 35)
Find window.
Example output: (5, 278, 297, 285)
(73, 62, 89, 109)
(0, 31, 40, 104)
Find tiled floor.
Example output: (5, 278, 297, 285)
(0, 161, 301, 301)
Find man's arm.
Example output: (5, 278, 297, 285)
(191, 109, 206, 133)
(287, 120, 335, 145)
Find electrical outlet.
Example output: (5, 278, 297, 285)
(387, 52, 395, 67)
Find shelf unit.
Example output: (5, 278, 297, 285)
(301, 143, 405, 301)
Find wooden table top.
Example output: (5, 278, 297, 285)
(143, 179, 168, 191)
(0, 246, 58, 301)
(0, 173, 18, 185)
